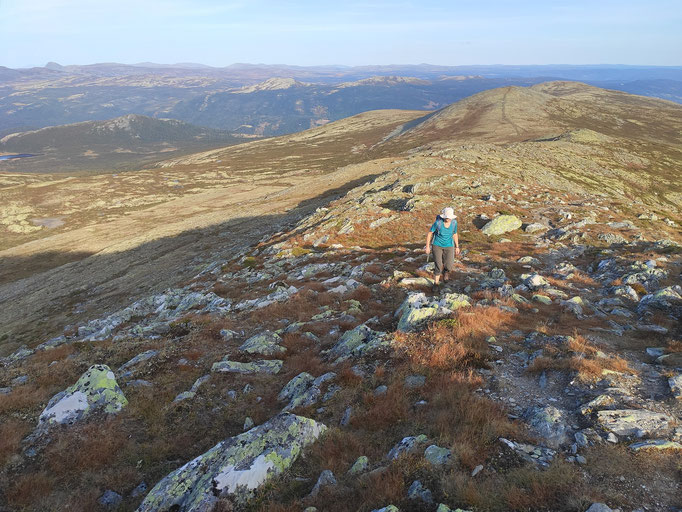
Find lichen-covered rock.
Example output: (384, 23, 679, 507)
(137, 413, 326, 512)
(348, 455, 369, 475)
(37, 364, 127, 429)
(395, 292, 452, 332)
(239, 331, 285, 356)
(211, 359, 283, 374)
(481, 215, 522, 236)
(638, 286, 682, 314)
(328, 323, 389, 360)
(521, 273, 549, 290)
(439, 293, 471, 310)
(596, 409, 674, 437)
(371, 506, 399, 512)
(278, 372, 315, 402)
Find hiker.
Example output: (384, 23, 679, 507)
(425, 207, 460, 290)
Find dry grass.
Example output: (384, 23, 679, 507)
(6, 472, 55, 507)
(0, 418, 31, 465)
(394, 306, 512, 371)
(526, 334, 633, 380)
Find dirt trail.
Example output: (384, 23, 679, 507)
(0, 159, 391, 353)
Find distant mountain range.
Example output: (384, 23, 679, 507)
(1, 62, 681, 140)
(0, 114, 241, 172)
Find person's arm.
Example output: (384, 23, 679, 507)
(425, 231, 434, 254)
(454, 232, 460, 256)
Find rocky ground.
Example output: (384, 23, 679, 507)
(1, 154, 680, 511)
(0, 83, 680, 511)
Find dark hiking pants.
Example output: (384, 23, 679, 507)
(432, 245, 454, 276)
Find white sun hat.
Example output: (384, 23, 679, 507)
(441, 207, 456, 219)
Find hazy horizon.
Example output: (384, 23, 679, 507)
(1, 0, 680, 69)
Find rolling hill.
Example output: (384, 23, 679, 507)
(0, 114, 243, 172)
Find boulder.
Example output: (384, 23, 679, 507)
(522, 406, 570, 449)
(239, 331, 285, 356)
(481, 215, 522, 236)
(37, 364, 127, 429)
(211, 359, 283, 375)
(137, 413, 326, 512)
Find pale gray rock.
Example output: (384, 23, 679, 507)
(137, 413, 326, 512)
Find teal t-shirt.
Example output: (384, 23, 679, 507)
(430, 219, 457, 247)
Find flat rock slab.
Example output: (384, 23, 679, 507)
(596, 409, 674, 437)
(138, 413, 326, 512)
(239, 331, 285, 356)
(211, 359, 283, 374)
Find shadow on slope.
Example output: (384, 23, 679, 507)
(0, 173, 382, 355)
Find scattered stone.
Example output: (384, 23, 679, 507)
(524, 223, 547, 233)
(669, 375, 682, 399)
(36, 365, 127, 431)
(0, 387, 11, 395)
(374, 385, 388, 396)
(424, 444, 452, 465)
(645, 347, 665, 358)
(499, 438, 555, 467)
(471, 464, 484, 477)
(387, 435, 428, 460)
(532, 294, 552, 305)
(309, 469, 337, 497)
(598, 233, 626, 245)
(211, 359, 283, 374)
(371, 506, 399, 512)
(586, 504, 613, 512)
(243, 417, 254, 430)
(219, 329, 237, 341)
(130, 481, 148, 498)
(407, 480, 433, 504)
(118, 350, 158, 375)
(11, 375, 28, 386)
(127, 379, 153, 388)
(481, 215, 522, 236)
(137, 413, 326, 511)
(98, 490, 123, 508)
(404, 375, 426, 389)
(340, 406, 352, 427)
(518, 256, 541, 265)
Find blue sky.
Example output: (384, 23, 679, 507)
(1, 0, 680, 68)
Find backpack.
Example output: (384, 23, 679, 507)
(433, 215, 445, 237)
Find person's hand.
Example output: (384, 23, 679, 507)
(455, 247, 461, 257)
(425, 244, 431, 254)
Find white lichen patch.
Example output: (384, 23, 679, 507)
(213, 453, 276, 492)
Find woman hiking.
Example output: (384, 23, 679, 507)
(425, 207, 460, 291)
